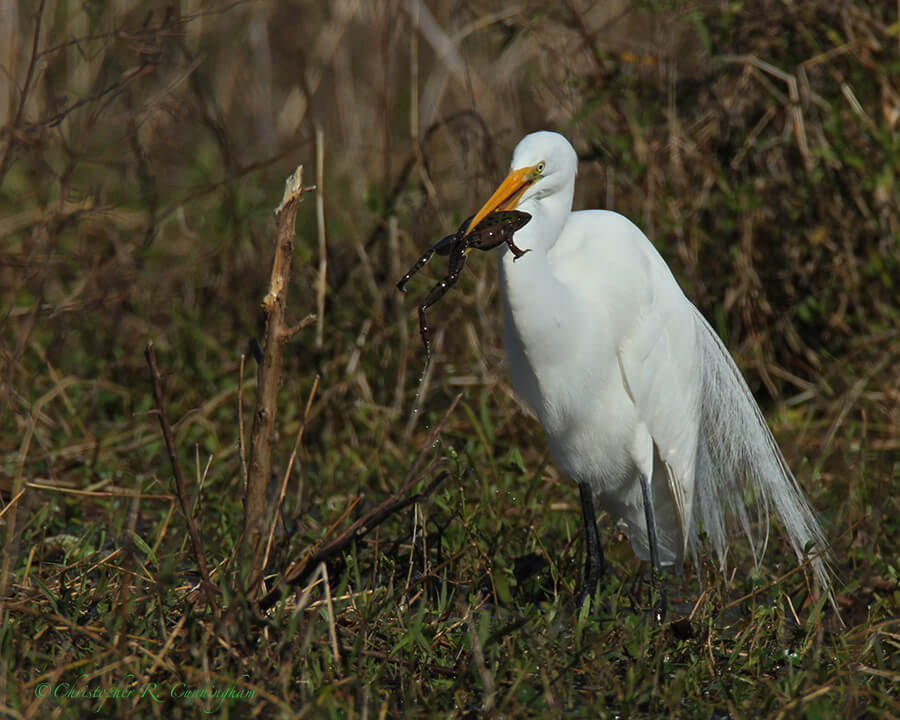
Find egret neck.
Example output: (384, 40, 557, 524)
(471, 153, 581, 388)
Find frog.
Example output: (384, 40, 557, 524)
(397, 210, 532, 363)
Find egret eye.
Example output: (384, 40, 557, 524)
(535, 161, 546, 174)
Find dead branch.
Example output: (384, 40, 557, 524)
(243, 164, 313, 593)
(144, 342, 219, 611)
(258, 468, 449, 611)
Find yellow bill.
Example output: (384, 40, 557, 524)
(466, 165, 540, 236)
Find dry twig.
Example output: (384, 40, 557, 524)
(243, 164, 315, 593)
(144, 342, 219, 611)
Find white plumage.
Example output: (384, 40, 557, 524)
(467, 131, 833, 603)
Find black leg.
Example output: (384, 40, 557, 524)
(578, 482, 606, 608)
(397, 246, 437, 292)
(416, 247, 468, 363)
(638, 471, 667, 623)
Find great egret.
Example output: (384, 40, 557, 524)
(466, 131, 834, 617)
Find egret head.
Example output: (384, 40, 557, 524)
(467, 131, 578, 234)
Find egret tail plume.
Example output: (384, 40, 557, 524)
(690, 306, 835, 609)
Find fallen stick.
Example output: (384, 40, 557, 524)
(258, 393, 462, 611)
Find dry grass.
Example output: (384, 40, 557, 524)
(1, 1, 897, 717)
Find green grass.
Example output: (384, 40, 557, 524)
(1, 1, 898, 717)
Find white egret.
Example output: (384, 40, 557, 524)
(466, 131, 834, 617)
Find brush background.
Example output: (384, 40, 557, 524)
(1, 1, 898, 717)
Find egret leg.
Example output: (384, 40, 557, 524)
(638, 471, 667, 623)
(578, 482, 606, 608)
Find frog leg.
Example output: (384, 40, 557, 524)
(416, 244, 468, 362)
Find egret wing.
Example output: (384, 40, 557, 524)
(616, 242, 702, 559)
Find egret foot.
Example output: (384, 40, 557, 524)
(578, 482, 606, 609)
(649, 567, 668, 624)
